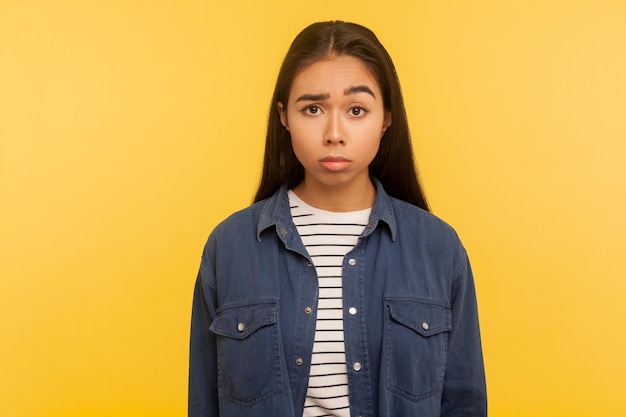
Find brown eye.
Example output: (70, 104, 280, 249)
(306, 105, 320, 114)
(350, 106, 366, 116)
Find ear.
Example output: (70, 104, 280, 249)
(381, 111, 392, 134)
(277, 102, 288, 130)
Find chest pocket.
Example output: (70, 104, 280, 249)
(210, 299, 282, 407)
(384, 297, 452, 402)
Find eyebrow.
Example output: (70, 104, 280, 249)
(294, 85, 377, 103)
(295, 93, 330, 103)
(344, 85, 376, 98)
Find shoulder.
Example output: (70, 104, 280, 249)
(391, 197, 459, 238)
(373, 179, 459, 245)
(208, 200, 266, 243)
(389, 198, 471, 282)
(197, 200, 271, 288)
(388, 196, 467, 259)
(205, 185, 287, 248)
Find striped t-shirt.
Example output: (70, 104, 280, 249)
(288, 190, 371, 417)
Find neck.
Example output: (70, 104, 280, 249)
(292, 178, 376, 212)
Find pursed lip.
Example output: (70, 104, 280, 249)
(320, 156, 351, 163)
(319, 156, 352, 172)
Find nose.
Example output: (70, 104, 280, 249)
(324, 113, 345, 145)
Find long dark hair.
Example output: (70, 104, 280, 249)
(254, 21, 429, 211)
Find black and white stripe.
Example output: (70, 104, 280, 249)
(288, 190, 371, 417)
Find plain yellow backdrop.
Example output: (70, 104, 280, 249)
(2, 1, 625, 416)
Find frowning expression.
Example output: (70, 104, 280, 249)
(278, 55, 391, 193)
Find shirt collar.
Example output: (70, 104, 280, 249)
(257, 178, 397, 242)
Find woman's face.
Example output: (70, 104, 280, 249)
(278, 55, 391, 200)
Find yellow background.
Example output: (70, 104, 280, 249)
(1, 1, 625, 416)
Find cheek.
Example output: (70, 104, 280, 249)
(363, 127, 384, 162)
(361, 121, 385, 146)
(289, 134, 313, 164)
(367, 139, 382, 161)
(287, 118, 318, 155)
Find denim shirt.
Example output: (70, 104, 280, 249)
(189, 181, 487, 417)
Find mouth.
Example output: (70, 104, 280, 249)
(320, 156, 351, 171)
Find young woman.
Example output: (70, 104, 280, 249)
(189, 21, 486, 417)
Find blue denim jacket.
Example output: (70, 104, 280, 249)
(189, 181, 487, 417)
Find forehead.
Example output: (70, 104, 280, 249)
(289, 55, 381, 97)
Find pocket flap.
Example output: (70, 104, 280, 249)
(210, 299, 278, 340)
(386, 298, 451, 337)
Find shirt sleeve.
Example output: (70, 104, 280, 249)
(188, 243, 220, 417)
(441, 246, 487, 416)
